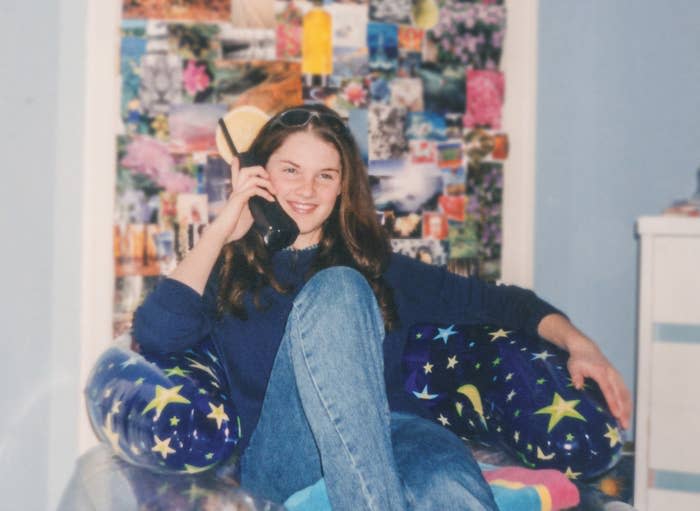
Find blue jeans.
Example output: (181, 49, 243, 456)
(240, 267, 498, 511)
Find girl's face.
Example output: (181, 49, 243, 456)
(267, 131, 342, 249)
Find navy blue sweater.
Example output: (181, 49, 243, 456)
(133, 248, 562, 454)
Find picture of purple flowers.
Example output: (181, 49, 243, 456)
(465, 161, 503, 280)
(426, 0, 506, 69)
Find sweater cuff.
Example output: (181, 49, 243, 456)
(524, 302, 568, 340)
(154, 278, 208, 315)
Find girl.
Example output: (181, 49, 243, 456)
(133, 104, 631, 510)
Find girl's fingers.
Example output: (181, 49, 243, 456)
(233, 166, 275, 193)
(229, 156, 241, 181)
(614, 373, 633, 428)
(599, 379, 620, 419)
(624, 385, 633, 421)
(570, 368, 585, 390)
(570, 358, 633, 430)
(244, 187, 275, 203)
(238, 165, 269, 181)
(606, 369, 631, 428)
(609, 371, 625, 423)
(237, 176, 276, 197)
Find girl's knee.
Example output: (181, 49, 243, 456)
(301, 266, 370, 298)
(286, 266, 384, 361)
(293, 266, 377, 320)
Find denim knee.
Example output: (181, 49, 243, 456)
(295, 266, 373, 306)
(291, 267, 382, 334)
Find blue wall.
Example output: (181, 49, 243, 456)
(535, 0, 700, 436)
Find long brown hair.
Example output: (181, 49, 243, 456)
(216, 104, 398, 331)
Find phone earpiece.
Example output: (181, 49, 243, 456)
(238, 151, 260, 169)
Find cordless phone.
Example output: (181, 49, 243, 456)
(217, 118, 299, 252)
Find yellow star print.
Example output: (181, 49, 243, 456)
(423, 361, 434, 374)
(102, 414, 122, 455)
(164, 366, 190, 378)
(207, 403, 230, 429)
(564, 466, 582, 480)
(111, 400, 122, 414)
(142, 385, 191, 420)
(151, 435, 176, 459)
(604, 423, 621, 447)
(446, 355, 459, 369)
(535, 392, 586, 432)
(184, 463, 216, 474)
(488, 328, 511, 342)
(186, 357, 218, 382)
(536, 446, 556, 460)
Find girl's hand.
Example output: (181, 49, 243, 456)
(167, 156, 275, 295)
(566, 336, 633, 429)
(212, 156, 276, 244)
(538, 314, 633, 430)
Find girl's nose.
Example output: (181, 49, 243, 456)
(296, 176, 315, 197)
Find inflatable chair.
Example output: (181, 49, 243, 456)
(63, 324, 632, 511)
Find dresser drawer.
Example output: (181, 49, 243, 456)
(648, 403, 700, 473)
(650, 342, 700, 408)
(651, 236, 700, 324)
(647, 343, 700, 473)
(648, 488, 700, 510)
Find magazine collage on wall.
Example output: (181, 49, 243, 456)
(114, 0, 508, 336)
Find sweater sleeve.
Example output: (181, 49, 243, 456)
(132, 270, 220, 354)
(387, 254, 565, 337)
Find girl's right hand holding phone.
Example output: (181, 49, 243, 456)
(210, 155, 277, 245)
(169, 157, 275, 295)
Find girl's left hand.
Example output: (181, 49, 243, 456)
(566, 337, 633, 430)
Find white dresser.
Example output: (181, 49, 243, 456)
(635, 216, 700, 510)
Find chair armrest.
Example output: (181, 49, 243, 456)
(403, 323, 623, 480)
(85, 336, 239, 474)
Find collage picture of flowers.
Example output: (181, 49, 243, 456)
(114, 0, 509, 336)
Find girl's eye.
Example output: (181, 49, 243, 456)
(282, 167, 297, 174)
(319, 172, 336, 181)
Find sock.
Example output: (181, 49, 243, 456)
(284, 478, 331, 511)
